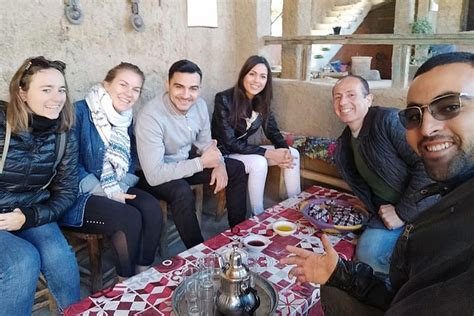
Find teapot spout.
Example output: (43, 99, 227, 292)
(241, 286, 260, 315)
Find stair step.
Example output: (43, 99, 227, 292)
(331, 7, 364, 15)
(314, 23, 335, 31)
(323, 15, 357, 24)
(323, 16, 338, 24)
(333, 5, 355, 11)
(340, 15, 357, 23)
(308, 0, 374, 71)
(311, 29, 332, 36)
(333, 3, 364, 11)
(315, 22, 350, 30)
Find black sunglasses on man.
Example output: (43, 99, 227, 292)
(398, 93, 471, 130)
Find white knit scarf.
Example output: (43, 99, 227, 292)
(85, 84, 132, 197)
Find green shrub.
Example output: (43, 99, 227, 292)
(411, 17, 433, 34)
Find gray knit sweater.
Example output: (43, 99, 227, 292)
(134, 91, 213, 186)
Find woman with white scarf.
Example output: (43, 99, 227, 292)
(64, 63, 162, 281)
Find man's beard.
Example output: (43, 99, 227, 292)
(424, 150, 474, 185)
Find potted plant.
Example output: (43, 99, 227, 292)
(411, 17, 433, 34)
(333, 13, 342, 35)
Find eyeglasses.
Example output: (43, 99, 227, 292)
(19, 56, 66, 88)
(398, 93, 470, 130)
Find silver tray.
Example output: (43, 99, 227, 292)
(172, 272, 278, 315)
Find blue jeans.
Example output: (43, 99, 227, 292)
(356, 226, 403, 275)
(0, 223, 80, 315)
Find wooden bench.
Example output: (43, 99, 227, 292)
(283, 133, 351, 192)
(33, 274, 57, 313)
(61, 184, 227, 293)
(62, 230, 116, 293)
(300, 155, 351, 192)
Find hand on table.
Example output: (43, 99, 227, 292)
(0, 208, 26, 231)
(279, 234, 339, 285)
(379, 204, 404, 229)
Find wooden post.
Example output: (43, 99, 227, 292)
(281, 0, 312, 79)
(301, 44, 312, 80)
(392, 45, 411, 88)
(392, 0, 416, 88)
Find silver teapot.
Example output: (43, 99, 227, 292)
(215, 247, 260, 315)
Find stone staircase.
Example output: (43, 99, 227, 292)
(310, 0, 388, 72)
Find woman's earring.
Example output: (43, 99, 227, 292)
(18, 90, 27, 103)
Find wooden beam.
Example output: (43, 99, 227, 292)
(263, 33, 474, 45)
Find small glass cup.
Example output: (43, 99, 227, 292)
(198, 253, 221, 292)
(183, 265, 199, 316)
(198, 254, 221, 315)
(198, 277, 215, 316)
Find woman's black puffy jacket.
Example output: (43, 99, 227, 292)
(0, 101, 78, 229)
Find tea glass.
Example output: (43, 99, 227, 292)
(183, 265, 199, 316)
(199, 254, 223, 315)
(198, 253, 221, 292)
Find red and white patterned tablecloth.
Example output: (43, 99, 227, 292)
(64, 185, 359, 316)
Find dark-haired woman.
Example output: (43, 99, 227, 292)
(63, 63, 162, 281)
(0, 56, 80, 314)
(211, 55, 301, 215)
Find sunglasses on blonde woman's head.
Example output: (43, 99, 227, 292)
(19, 56, 66, 88)
(398, 93, 471, 130)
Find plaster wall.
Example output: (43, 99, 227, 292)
(0, 0, 263, 113)
(437, 0, 464, 32)
(272, 79, 406, 137)
(0, 0, 433, 141)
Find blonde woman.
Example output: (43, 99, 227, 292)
(0, 56, 80, 314)
(64, 63, 162, 280)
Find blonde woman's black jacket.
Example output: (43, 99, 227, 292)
(0, 101, 78, 229)
(325, 176, 474, 314)
(211, 88, 288, 156)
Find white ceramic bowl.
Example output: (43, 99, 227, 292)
(243, 234, 271, 252)
(272, 220, 297, 236)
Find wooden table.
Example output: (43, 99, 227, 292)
(64, 185, 359, 315)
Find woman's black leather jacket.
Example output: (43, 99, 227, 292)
(211, 88, 288, 156)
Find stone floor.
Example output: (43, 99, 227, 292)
(33, 167, 284, 315)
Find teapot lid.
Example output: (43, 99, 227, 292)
(224, 248, 249, 281)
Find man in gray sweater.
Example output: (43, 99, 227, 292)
(135, 59, 247, 248)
